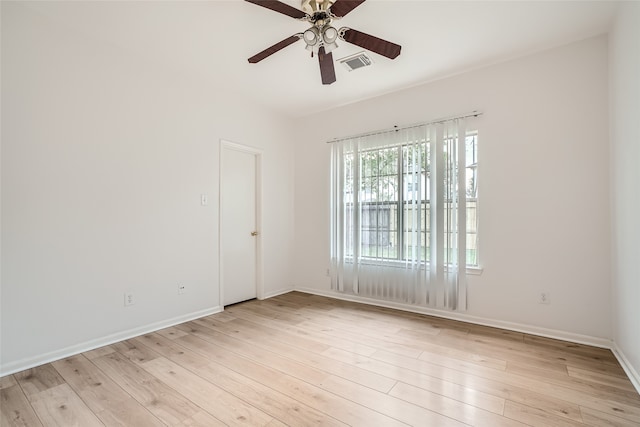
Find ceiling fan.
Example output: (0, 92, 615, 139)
(245, 0, 401, 85)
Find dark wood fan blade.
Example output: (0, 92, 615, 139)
(341, 28, 401, 59)
(330, 0, 365, 18)
(248, 35, 301, 63)
(318, 46, 336, 85)
(244, 0, 307, 19)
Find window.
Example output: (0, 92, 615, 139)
(330, 117, 479, 311)
(339, 131, 478, 267)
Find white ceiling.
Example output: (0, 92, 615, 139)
(25, 0, 619, 118)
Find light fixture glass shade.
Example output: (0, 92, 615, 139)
(303, 27, 320, 46)
(322, 26, 338, 44)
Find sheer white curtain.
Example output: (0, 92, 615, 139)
(330, 118, 469, 311)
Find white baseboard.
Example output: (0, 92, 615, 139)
(611, 344, 640, 394)
(261, 287, 295, 300)
(294, 287, 613, 349)
(0, 306, 222, 377)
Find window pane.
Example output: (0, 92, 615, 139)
(344, 152, 354, 258)
(402, 142, 428, 262)
(465, 134, 478, 266)
(359, 147, 399, 259)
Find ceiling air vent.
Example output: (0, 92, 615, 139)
(338, 52, 373, 72)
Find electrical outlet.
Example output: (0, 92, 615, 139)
(178, 284, 186, 295)
(124, 292, 135, 306)
(326, 268, 330, 276)
(538, 292, 551, 304)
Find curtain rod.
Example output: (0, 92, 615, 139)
(325, 111, 483, 144)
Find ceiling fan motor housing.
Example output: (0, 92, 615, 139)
(302, 0, 335, 14)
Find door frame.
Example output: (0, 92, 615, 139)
(219, 139, 263, 308)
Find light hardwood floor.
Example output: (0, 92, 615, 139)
(1, 292, 639, 426)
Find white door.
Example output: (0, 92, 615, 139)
(220, 143, 260, 306)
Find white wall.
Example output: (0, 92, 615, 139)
(293, 36, 612, 342)
(0, 3, 295, 374)
(610, 2, 640, 388)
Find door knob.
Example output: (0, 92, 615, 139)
(251, 231, 259, 236)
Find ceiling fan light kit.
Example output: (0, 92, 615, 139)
(245, 0, 401, 85)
